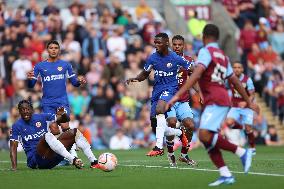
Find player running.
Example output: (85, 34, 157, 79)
(126, 33, 192, 156)
(225, 62, 256, 154)
(166, 35, 200, 167)
(168, 24, 259, 186)
(10, 100, 102, 170)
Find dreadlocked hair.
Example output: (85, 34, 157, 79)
(18, 99, 33, 110)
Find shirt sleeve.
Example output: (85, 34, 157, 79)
(196, 48, 212, 68)
(27, 64, 40, 88)
(10, 123, 21, 142)
(66, 63, 80, 87)
(226, 62, 233, 78)
(143, 56, 153, 72)
(178, 56, 193, 70)
(246, 77, 255, 91)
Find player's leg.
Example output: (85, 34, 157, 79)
(199, 105, 252, 186)
(242, 108, 256, 154)
(166, 107, 177, 166)
(225, 108, 243, 129)
(177, 103, 196, 165)
(36, 130, 83, 169)
(150, 100, 158, 134)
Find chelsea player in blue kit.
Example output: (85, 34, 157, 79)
(126, 33, 192, 156)
(27, 40, 86, 131)
(10, 100, 103, 170)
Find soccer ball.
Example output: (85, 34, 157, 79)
(98, 153, 118, 172)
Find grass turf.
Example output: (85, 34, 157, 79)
(0, 146, 284, 189)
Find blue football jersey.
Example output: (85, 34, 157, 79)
(10, 113, 55, 162)
(28, 60, 80, 105)
(144, 51, 193, 93)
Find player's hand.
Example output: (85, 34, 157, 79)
(56, 107, 66, 116)
(166, 95, 179, 110)
(78, 76, 86, 86)
(198, 93, 204, 105)
(238, 101, 247, 108)
(125, 78, 139, 85)
(248, 102, 260, 114)
(27, 71, 34, 80)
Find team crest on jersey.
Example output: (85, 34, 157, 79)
(57, 66, 63, 71)
(35, 122, 41, 128)
(166, 63, 172, 68)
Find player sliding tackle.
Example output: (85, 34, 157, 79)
(10, 100, 103, 170)
(167, 24, 259, 186)
(225, 62, 256, 155)
(126, 33, 191, 157)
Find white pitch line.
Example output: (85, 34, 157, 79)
(1, 160, 284, 177)
(118, 164, 284, 177)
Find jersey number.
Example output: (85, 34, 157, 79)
(211, 64, 227, 85)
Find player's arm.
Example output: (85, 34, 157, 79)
(228, 75, 259, 113)
(10, 124, 20, 171)
(10, 140, 18, 171)
(125, 70, 150, 84)
(27, 65, 40, 88)
(66, 64, 86, 87)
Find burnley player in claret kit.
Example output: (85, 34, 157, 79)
(126, 33, 191, 156)
(165, 35, 202, 167)
(10, 100, 103, 170)
(225, 62, 256, 154)
(168, 24, 259, 186)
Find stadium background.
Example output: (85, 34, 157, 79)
(0, 0, 284, 152)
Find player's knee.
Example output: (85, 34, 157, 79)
(198, 129, 211, 143)
(167, 118, 177, 128)
(150, 117, 157, 134)
(155, 103, 166, 114)
(49, 123, 60, 135)
(245, 125, 253, 133)
(226, 118, 235, 127)
(182, 118, 194, 130)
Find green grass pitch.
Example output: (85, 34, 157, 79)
(1, 146, 284, 189)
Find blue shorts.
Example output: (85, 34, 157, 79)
(28, 151, 64, 169)
(227, 107, 254, 126)
(150, 89, 176, 117)
(166, 101, 193, 121)
(42, 103, 70, 115)
(199, 105, 230, 132)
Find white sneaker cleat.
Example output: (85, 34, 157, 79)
(208, 176, 235, 186)
(167, 153, 177, 167)
(240, 149, 253, 173)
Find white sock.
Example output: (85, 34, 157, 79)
(168, 152, 174, 156)
(219, 166, 232, 177)
(75, 130, 97, 163)
(235, 147, 246, 157)
(70, 144, 78, 158)
(44, 132, 75, 162)
(156, 114, 167, 149)
(164, 127, 182, 136)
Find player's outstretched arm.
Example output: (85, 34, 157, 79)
(167, 64, 205, 108)
(125, 70, 150, 85)
(228, 75, 259, 113)
(10, 140, 18, 171)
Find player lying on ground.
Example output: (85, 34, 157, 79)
(126, 33, 191, 156)
(225, 62, 256, 154)
(10, 100, 102, 170)
(168, 24, 259, 186)
(166, 35, 202, 167)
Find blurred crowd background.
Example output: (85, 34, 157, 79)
(0, 0, 283, 151)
